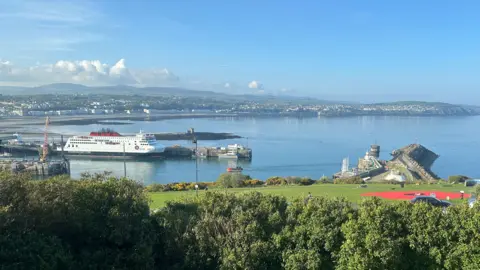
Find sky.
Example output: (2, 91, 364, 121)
(0, 0, 479, 103)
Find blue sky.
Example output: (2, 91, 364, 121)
(0, 0, 479, 103)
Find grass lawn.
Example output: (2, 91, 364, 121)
(148, 183, 474, 209)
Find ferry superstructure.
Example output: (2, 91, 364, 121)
(59, 129, 165, 158)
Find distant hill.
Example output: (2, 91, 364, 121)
(369, 101, 454, 107)
(0, 83, 339, 105)
(370, 101, 480, 112)
(0, 84, 478, 109)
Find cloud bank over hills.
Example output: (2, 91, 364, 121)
(0, 58, 179, 87)
(0, 58, 277, 96)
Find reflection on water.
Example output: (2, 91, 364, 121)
(69, 159, 158, 184)
(70, 158, 253, 184)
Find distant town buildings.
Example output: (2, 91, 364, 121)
(0, 94, 476, 117)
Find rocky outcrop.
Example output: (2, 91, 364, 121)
(390, 144, 440, 181)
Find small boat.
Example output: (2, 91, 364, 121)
(227, 166, 243, 173)
(0, 152, 12, 157)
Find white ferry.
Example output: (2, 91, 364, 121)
(59, 129, 165, 158)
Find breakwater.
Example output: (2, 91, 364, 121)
(154, 132, 241, 141)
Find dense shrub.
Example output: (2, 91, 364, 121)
(2, 171, 480, 269)
(144, 181, 213, 192)
(285, 176, 301, 185)
(317, 175, 333, 184)
(216, 173, 251, 188)
(298, 177, 316, 185)
(0, 229, 72, 269)
(448, 175, 470, 183)
(266, 176, 287, 185)
(275, 197, 355, 268)
(243, 179, 265, 186)
(154, 191, 289, 269)
(334, 176, 364, 184)
(338, 198, 410, 269)
(0, 172, 156, 269)
(144, 183, 164, 192)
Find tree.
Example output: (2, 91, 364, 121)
(0, 229, 72, 269)
(318, 175, 333, 184)
(404, 201, 454, 269)
(275, 197, 355, 269)
(337, 197, 409, 270)
(0, 172, 157, 269)
(283, 250, 322, 270)
(3, 170, 480, 269)
(154, 192, 288, 269)
(216, 173, 250, 188)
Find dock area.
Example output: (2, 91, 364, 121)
(1, 143, 253, 160)
(154, 144, 252, 160)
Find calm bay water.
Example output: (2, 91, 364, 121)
(49, 116, 480, 184)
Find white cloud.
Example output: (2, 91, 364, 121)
(0, 58, 179, 86)
(0, 60, 13, 74)
(224, 82, 231, 88)
(248, 80, 263, 89)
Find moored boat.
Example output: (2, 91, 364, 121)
(227, 166, 243, 173)
(58, 129, 166, 159)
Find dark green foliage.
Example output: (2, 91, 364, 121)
(448, 175, 470, 183)
(216, 173, 251, 188)
(337, 198, 409, 270)
(0, 228, 72, 269)
(275, 197, 355, 269)
(0, 172, 156, 269)
(154, 192, 289, 269)
(299, 177, 316, 185)
(283, 177, 316, 186)
(2, 171, 480, 269)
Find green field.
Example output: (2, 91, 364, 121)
(149, 183, 474, 209)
